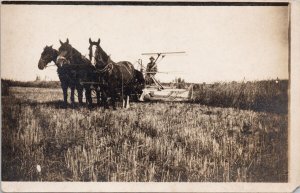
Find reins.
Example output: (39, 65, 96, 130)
(122, 62, 133, 77)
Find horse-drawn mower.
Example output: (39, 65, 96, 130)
(84, 50, 194, 103)
(137, 52, 194, 102)
(39, 39, 193, 108)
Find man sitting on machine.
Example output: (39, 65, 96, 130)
(145, 56, 158, 85)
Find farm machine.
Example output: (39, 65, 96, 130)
(137, 51, 194, 102)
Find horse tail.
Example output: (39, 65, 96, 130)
(135, 70, 145, 85)
(134, 69, 145, 94)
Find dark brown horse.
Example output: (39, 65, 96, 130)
(38, 45, 83, 107)
(88, 38, 145, 109)
(56, 39, 101, 108)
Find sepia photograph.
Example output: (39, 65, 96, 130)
(1, 0, 300, 192)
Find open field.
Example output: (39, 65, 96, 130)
(2, 86, 288, 182)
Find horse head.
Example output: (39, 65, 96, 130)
(38, 45, 57, 70)
(56, 38, 73, 67)
(88, 38, 109, 69)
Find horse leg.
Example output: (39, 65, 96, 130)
(111, 93, 117, 110)
(85, 86, 93, 108)
(121, 90, 126, 108)
(122, 93, 128, 109)
(77, 86, 83, 105)
(122, 95, 125, 108)
(125, 95, 130, 109)
(62, 85, 68, 108)
(96, 87, 101, 106)
(100, 90, 109, 109)
(70, 86, 75, 108)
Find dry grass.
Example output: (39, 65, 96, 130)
(2, 86, 288, 182)
(192, 80, 288, 114)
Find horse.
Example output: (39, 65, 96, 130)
(88, 38, 145, 109)
(56, 39, 101, 108)
(38, 45, 84, 107)
(131, 69, 145, 101)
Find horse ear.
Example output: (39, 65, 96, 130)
(89, 38, 92, 44)
(50, 45, 53, 48)
(97, 38, 100, 45)
(59, 40, 63, 45)
(66, 38, 69, 44)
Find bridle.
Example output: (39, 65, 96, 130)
(56, 55, 71, 67)
(40, 53, 57, 69)
(88, 45, 95, 63)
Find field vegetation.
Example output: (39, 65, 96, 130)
(192, 80, 288, 114)
(1, 79, 60, 91)
(2, 80, 288, 182)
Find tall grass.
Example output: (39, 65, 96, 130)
(1, 86, 288, 182)
(1, 79, 60, 89)
(192, 80, 288, 114)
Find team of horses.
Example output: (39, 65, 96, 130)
(38, 38, 145, 109)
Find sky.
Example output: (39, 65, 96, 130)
(1, 5, 289, 83)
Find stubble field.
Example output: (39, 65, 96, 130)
(2, 86, 288, 182)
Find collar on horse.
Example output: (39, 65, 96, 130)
(95, 62, 114, 74)
(95, 56, 114, 73)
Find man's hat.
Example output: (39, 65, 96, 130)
(149, 56, 155, 60)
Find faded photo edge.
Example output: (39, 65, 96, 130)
(1, 0, 300, 192)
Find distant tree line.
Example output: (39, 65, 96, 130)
(1, 79, 61, 96)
